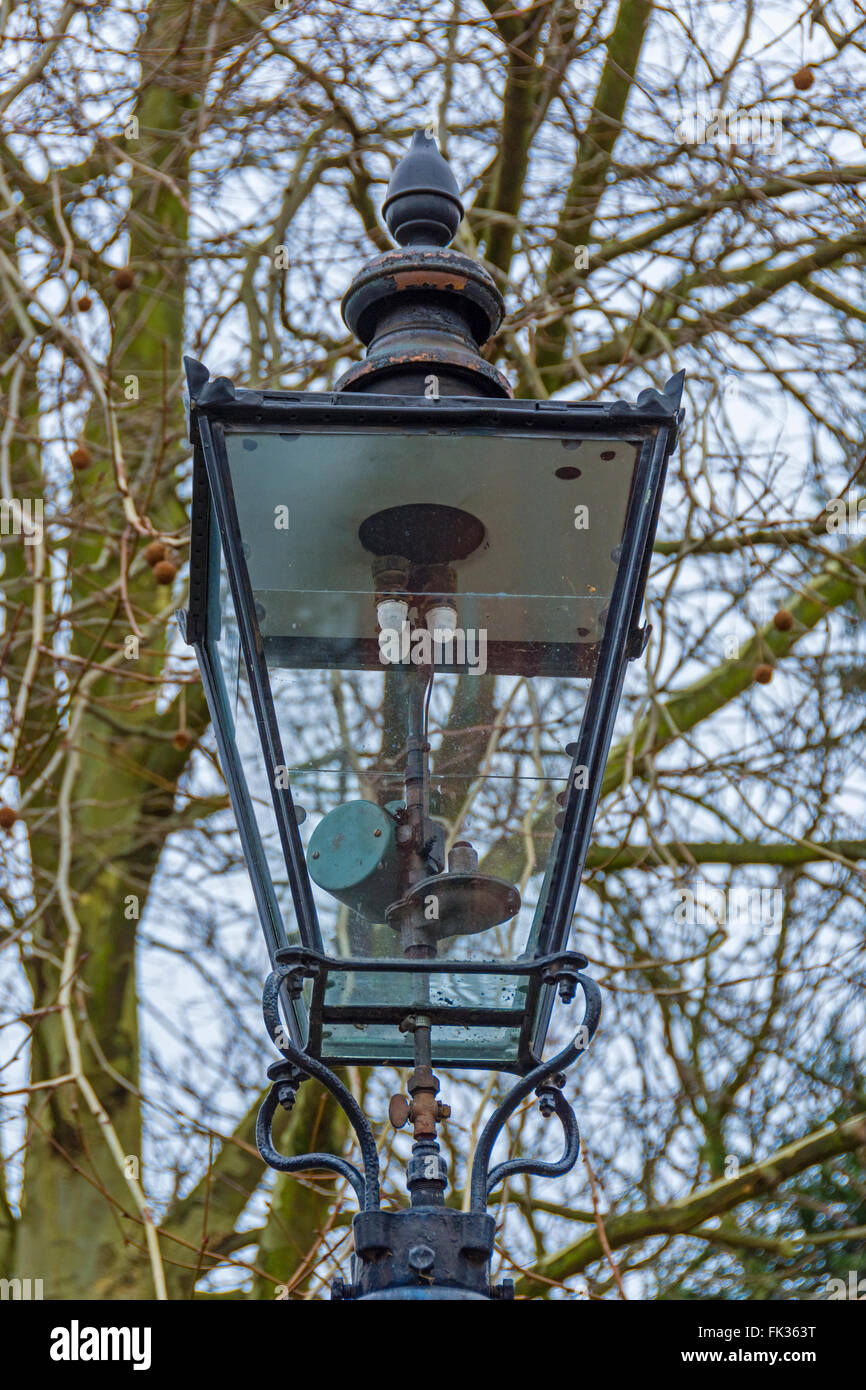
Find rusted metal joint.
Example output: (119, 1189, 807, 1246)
(371, 554, 411, 597)
(412, 562, 457, 622)
(388, 1092, 451, 1131)
(388, 1070, 451, 1138)
(408, 1067, 451, 1137)
(389, 1014, 451, 1138)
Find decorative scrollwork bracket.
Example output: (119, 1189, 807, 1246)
(256, 971, 381, 1211)
(469, 973, 602, 1211)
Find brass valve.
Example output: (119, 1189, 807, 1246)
(388, 1092, 450, 1132)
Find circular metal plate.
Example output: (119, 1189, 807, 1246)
(359, 503, 485, 565)
(386, 872, 521, 941)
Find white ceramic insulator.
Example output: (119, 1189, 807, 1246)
(377, 598, 409, 633)
(426, 605, 457, 639)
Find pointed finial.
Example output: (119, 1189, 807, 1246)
(381, 129, 464, 248)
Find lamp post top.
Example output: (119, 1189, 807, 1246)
(336, 129, 511, 398)
(180, 119, 686, 1303)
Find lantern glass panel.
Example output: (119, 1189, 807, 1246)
(206, 501, 294, 954)
(206, 422, 644, 1066)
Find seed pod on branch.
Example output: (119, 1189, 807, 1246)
(70, 445, 92, 470)
(143, 541, 168, 567)
(152, 560, 177, 585)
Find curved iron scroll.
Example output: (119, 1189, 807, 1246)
(257, 972, 381, 1211)
(256, 1085, 369, 1208)
(485, 1087, 580, 1198)
(469, 973, 602, 1212)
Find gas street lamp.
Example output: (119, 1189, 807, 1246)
(181, 130, 683, 1300)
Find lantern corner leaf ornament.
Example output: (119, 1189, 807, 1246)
(182, 130, 683, 1300)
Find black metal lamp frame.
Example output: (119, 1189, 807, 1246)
(182, 377, 681, 1298)
(183, 382, 681, 1061)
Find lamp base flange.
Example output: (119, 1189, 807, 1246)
(334, 1206, 502, 1301)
